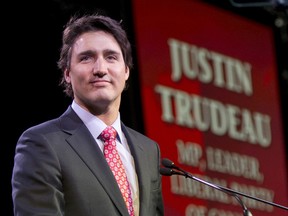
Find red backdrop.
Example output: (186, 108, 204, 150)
(132, 0, 288, 215)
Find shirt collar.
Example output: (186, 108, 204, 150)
(71, 100, 123, 143)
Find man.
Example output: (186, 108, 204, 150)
(12, 13, 164, 216)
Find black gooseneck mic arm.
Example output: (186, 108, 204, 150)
(160, 158, 288, 216)
(160, 160, 252, 216)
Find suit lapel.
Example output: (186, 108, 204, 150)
(121, 124, 151, 216)
(59, 107, 129, 216)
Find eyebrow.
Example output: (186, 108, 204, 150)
(78, 49, 121, 57)
(103, 49, 121, 56)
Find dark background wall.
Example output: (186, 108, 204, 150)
(3, 1, 287, 215)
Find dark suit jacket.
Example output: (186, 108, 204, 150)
(12, 106, 164, 216)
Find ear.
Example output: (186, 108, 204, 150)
(125, 66, 130, 81)
(64, 69, 71, 83)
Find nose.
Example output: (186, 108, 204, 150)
(93, 57, 107, 74)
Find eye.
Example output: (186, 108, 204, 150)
(106, 54, 117, 61)
(104, 50, 121, 62)
(80, 55, 93, 62)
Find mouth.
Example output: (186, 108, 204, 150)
(90, 79, 110, 87)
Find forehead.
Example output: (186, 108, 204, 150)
(73, 31, 121, 53)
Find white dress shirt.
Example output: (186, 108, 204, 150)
(71, 100, 140, 215)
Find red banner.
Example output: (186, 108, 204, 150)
(132, 0, 288, 215)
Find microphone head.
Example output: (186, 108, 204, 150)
(160, 167, 185, 177)
(159, 167, 173, 176)
(162, 158, 175, 168)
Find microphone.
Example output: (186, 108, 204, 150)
(161, 158, 176, 168)
(160, 158, 288, 216)
(160, 167, 185, 177)
(160, 165, 252, 216)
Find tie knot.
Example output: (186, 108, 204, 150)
(100, 126, 117, 141)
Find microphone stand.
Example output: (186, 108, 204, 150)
(160, 158, 288, 216)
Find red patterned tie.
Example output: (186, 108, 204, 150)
(101, 126, 135, 216)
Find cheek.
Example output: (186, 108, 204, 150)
(70, 65, 91, 81)
(68, 70, 88, 88)
(71, 73, 86, 85)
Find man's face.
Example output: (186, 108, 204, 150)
(65, 31, 129, 111)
